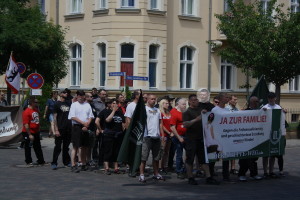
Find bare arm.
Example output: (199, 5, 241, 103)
(53, 113, 60, 137)
(170, 125, 184, 143)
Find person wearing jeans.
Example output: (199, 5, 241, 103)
(170, 98, 187, 179)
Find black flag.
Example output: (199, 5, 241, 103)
(117, 90, 146, 175)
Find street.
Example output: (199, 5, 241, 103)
(0, 136, 300, 200)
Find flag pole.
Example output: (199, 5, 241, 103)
(6, 52, 13, 105)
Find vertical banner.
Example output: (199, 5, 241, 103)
(117, 91, 146, 174)
(202, 109, 285, 161)
(0, 106, 23, 146)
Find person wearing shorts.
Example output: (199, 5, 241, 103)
(139, 94, 164, 183)
(68, 90, 94, 172)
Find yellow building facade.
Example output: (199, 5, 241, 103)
(2, 0, 300, 122)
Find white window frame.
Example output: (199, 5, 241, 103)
(121, 0, 136, 8)
(261, 0, 271, 13)
(289, 75, 300, 92)
(70, 0, 83, 14)
(291, 0, 300, 13)
(96, 0, 107, 9)
(181, 0, 197, 16)
(220, 59, 234, 90)
(149, 45, 159, 88)
(180, 46, 194, 89)
(149, 0, 162, 10)
(98, 43, 107, 87)
(70, 44, 82, 86)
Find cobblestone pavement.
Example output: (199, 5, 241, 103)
(1, 136, 300, 200)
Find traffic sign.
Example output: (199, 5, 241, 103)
(126, 76, 148, 81)
(109, 72, 125, 76)
(16, 62, 26, 74)
(27, 73, 44, 89)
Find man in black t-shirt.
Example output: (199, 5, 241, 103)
(183, 94, 219, 185)
(51, 89, 72, 170)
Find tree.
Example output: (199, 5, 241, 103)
(215, 0, 300, 104)
(0, 0, 69, 86)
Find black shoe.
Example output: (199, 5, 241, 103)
(104, 169, 111, 175)
(223, 178, 236, 183)
(230, 169, 239, 175)
(71, 166, 80, 173)
(206, 177, 220, 185)
(188, 178, 198, 185)
(269, 172, 279, 179)
(81, 165, 87, 171)
(177, 173, 186, 179)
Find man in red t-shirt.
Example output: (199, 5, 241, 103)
(170, 98, 187, 179)
(22, 96, 45, 165)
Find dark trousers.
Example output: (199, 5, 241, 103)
(92, 135, 100, 161)
(238, 158, 259, 177)
(97, 134, 104, 165)
(222, 160, 230, 179)
(168, 140, 176, 170)
(52, 129, 71, 166)
(22, 132, 45, 164)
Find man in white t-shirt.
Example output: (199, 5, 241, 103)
(68, 90, 94, 172)
(139, 94, 164, 182)
(124, 90, 140, 129)
(261, 92, 286, 178)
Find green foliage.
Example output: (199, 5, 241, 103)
(36, 83, 53, 131)
(122, 85, 132, 100)
(215, 0, 300, 102)
(0, 0, 69, 86)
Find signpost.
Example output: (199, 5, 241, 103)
(126, 76, 148, 81)
(108, 72, 125, 76)
(27, 73, 44, 89)
(108, 72, 148, 88)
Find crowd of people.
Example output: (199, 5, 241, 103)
(18, 87, 286, 185)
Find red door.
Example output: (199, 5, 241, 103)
(120, 62, 133, 87)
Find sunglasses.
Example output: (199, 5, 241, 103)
(214, 101, 219, 104)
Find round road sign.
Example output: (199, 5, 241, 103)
(17, 62, 26, 74)
(27, 73, 44, 89)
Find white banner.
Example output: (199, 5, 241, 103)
(202, 109, 284, 161)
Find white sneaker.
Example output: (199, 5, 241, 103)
(239, 176, 247, 181)
(139, 174, 146, 183)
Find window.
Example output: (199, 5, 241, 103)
(150, 0, 161, 10)
(289, 76, 300, 91)
(120, 44, 134, 87)
(38, 0, 45, 15)
(224, 0, 235, 12)
(221, 59, 233, 90)
(70, 0, 83, 13)
(260, 0, 271, 13)
(97, 0, 107, 9)
(291, 114, 299, 122)
(180, 46, 193, 89)
(181, 0, 195, 16)
(149, 45, 159, 88)
(99, 44, 106, 87)
(70, 44, 82, 86)
(291, 0, 300, 13)
(121, 0, 135, 8)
